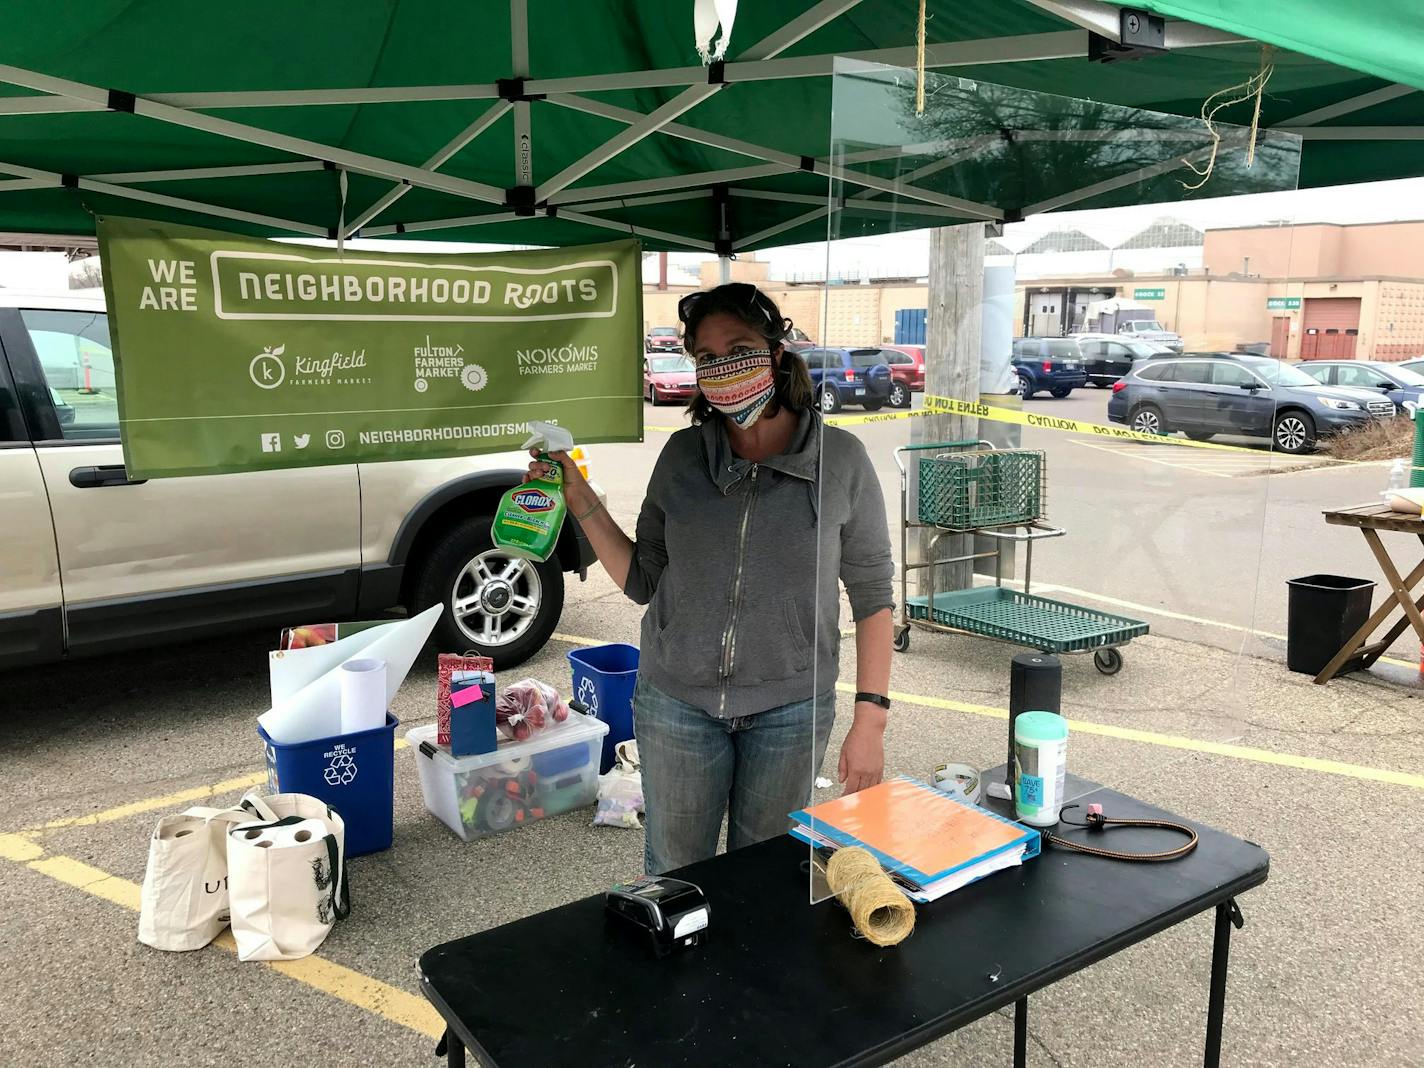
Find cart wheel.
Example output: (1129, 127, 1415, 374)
(893, 627, 911, 653)
(1094, 648, 1123, 676)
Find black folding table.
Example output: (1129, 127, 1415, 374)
(419, 778, 1267, 1067)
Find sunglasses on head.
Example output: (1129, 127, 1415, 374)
(677, 283, 775, 327)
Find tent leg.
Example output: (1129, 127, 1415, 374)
(719, 255, 731, 284)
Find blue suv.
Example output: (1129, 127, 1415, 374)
(1011, 337, 1090, 399)
(801, 347, 894, 413)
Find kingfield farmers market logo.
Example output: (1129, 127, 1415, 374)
(249, 343, 370, 389)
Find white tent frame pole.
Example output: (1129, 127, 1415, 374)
(560, 189, 713, 213)
(1020, 1, 1248, 47)
(544, 91, 999, 216)
(534, 0, 865, 201)
(0, 23, 1255, 118)
(0, 178, 54, 193)
(733, 206, 831, 250)
(89, 161, 327, 183)
(731, 187, 965, 219)
(0, 63, 509, 206)
(346, 99, 512, 236)
(511, 0, 533, 188)
(1022, 143, 1225, 215)
(1273, 126, 1424, 140)
(0, 157, 326, 235)
(363, 210, 525, 237)
(1283, 84, 1417, 127)
(556, 209, 717, 251)
(546, 164, 790, 204)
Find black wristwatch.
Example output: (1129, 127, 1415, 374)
(854, 691, 891, 710)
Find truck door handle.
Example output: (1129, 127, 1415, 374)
(69, 465, 146, 488)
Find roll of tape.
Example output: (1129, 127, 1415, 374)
(932, 762, 981, 805)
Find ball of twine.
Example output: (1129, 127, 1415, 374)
(825, 846, 916, 947)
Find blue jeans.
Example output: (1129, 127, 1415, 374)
(633, 677, 836, 875)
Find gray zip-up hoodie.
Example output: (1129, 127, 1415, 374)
(622, 409, 894, 718)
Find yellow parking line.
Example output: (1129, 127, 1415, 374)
(549, 631, 1422, 788)
(646, 424, 681, 433)
(17, 737, 411, 838)
(8, 842, 444, 1039)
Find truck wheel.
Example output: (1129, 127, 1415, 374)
(819, 385, 843, 414)
(889, 381, 910, 408)
(1017, 373, 1035, 399)
(413, 515, 564, 670)
(862, 398, 885, 411)
(1050, 387, 1072, 398)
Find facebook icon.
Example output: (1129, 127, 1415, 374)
(260, 433, 282, 453)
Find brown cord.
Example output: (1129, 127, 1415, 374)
(1044, 805, 1198, 862)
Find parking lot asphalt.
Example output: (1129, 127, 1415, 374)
(3, 400, 1421, 1067)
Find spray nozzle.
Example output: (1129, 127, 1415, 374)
(521, 420, 576, 455)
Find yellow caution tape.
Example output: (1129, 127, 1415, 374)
(829, 394, 1300, 456)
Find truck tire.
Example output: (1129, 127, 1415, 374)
(412, 515, 564, 670)
(819, 385, 843, 414)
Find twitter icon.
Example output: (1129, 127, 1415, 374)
(294, 433, 311, 449)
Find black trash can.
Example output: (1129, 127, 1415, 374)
(1286, 575, 1376, 676)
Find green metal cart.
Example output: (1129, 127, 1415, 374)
(892, 441, 1148, 675)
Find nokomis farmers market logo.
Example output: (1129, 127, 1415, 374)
(248, 343, 371, 389)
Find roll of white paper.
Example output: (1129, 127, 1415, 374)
(339, 657, 387, 735)
(228, 818, 329, 850)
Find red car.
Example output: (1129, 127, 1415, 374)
(645, 326, 681, 352)
(783, 326, 815, 352)
(883, 344, 926, 408)
(644, 354, 697, 406)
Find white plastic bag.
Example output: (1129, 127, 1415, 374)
(138, 803, 251, 951)
(593, 740, 644, 829)
(226, 794, 349, 961)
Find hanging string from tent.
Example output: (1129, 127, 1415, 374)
(1180, 44, 1275, 191)
(915, 0, 927, 115)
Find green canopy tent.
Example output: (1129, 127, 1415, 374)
(0, 0, 1418, 253)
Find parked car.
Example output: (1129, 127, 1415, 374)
(882, 344, 925, 408)
(1011, 337, 1089, 399)
(1297, 359, 1424, 413)
(1398, 356, 1424, 376)
(645, 325, 681, 352)
(801, 347, 894, 413)
(1, 293, 602, 672)
(1116, 318, 1184, 352)
(1069, 334, 1173, 386)
(783, 326, 815, 352)
(1107, 353, 1395, 454)
(643, 353, 696, 406)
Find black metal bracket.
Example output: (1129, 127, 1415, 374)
(505, 185, 537, 217)
(799, 155, 817, 173)
(1088, 7, 1167, 63)
(706, 60, 726, 85)
(714, 237, 734, 258)
(61, 173, 79, 190)
(496, 77, 545, 103)
(106, 88, 136, 113)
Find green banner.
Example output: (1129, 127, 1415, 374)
(99, 217, 644, 478)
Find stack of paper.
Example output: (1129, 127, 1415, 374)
(791, 776, 1041, 903)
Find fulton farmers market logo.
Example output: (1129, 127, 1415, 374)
(513, 489, 555, 513)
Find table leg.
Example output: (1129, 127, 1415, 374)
(1314, 543, 1424, 683)
(434, 1029, 466, 1068)
(1204, 899, 1244, 1068)
(1363, 529, 1424, 642)
(1014, 996, 1028, 1068)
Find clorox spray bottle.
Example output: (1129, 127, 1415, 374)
(492, 421, 575, 561)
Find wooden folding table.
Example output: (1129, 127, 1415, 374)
(1315, 502, 1424, 683)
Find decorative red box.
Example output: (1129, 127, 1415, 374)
(437, 653, 494, 745)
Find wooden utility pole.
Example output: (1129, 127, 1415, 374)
(913, 222, 984, 598)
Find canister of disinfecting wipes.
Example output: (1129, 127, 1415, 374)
(1013, 711, 1068, 827)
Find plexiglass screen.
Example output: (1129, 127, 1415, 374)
(805, 60, 1302, 904)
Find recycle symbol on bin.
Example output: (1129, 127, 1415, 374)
(576, 677, 599, 716)
(324, 750, 358, 786)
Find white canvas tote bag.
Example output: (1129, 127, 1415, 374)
(137, 804, 249, 951)
(226, 798, 349, 961)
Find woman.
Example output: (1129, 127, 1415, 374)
(528, 283, 894, 874)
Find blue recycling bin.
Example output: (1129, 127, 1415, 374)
(567, 644, 638, 772)
(258, 713, 397, 856)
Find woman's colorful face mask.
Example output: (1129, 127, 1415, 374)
(695, 348, 776, 429)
